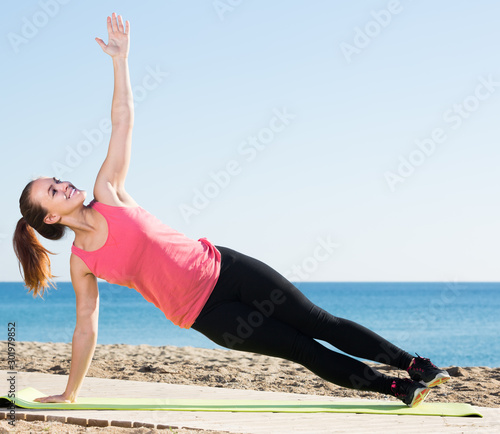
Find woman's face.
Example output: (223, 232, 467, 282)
(30, 177, 87, 224)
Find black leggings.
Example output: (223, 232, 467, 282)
(192, 246, 414, 395)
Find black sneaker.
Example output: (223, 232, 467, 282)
(391, 378, 430, 407)
(407, 355, 451, 387)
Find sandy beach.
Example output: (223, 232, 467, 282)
(1, 341, 499, 433)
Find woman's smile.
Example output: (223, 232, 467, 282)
(68, 187, 77, 199)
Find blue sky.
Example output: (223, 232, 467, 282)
(1, 0, 499, 283)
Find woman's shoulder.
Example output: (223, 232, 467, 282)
(92, 184, 140, 208)
(70, 251, 93, 275)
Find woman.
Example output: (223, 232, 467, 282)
(13, 13, 450, 407)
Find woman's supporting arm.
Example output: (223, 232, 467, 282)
(63, 271, 99, 401)
(34, 257, 99, 403)
(63, 320, 98, 401)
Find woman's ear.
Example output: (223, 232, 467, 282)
(44, 213, 61, 225)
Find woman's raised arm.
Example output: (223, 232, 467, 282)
(94, 13, 135, 203)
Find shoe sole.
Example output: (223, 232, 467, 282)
(408, 387, 431, 408)
(423, 372, 451, 388)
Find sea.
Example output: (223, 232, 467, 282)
(1, 282, 498, 368)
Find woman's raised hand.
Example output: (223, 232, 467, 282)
(95, 12, 130, 59)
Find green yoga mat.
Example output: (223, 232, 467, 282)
(0, 387, 482, 417)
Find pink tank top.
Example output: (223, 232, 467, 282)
(71, 199, 221, 329)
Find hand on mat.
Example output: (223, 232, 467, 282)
(95, 12, 130, 59)
(34, 394, 73, 403)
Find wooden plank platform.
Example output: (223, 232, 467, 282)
(1, 370, 498, 433)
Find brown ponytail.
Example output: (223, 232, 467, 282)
(12, 179, 66, 297)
